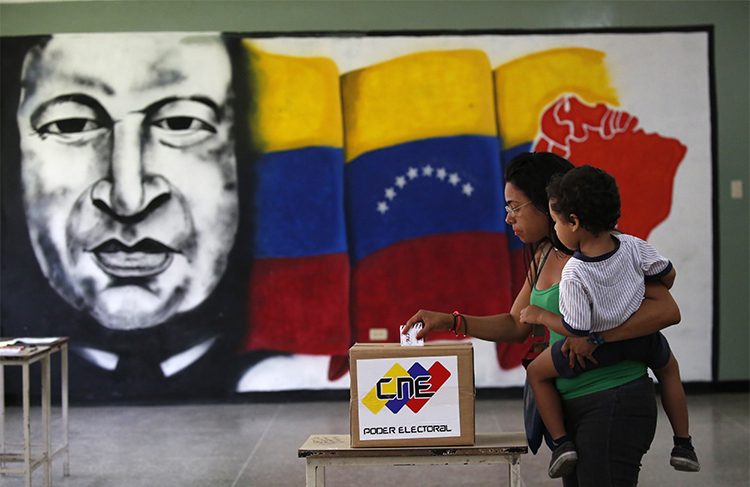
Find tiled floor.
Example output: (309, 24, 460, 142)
(1, 391, 747, 486)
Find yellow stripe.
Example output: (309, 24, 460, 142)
(494, 47, 619, 149)
(341, 49, 497, 162)
(243, 41, 343, 153)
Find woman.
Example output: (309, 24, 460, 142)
(404, 151, 681, 486)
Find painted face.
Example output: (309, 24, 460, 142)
(504, 182, 549, 244)
(17, 34, 239, 330)
(548, 201, 578, 251)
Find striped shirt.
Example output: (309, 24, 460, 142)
(560, 234, 673, 336)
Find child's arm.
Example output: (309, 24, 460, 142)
(659, 267, 676, 290)
(520, 305, 580, 337)
(639, 236, 676, 290)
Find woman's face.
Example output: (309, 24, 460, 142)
(504, 182, 550, 244)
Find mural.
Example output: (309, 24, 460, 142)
(0, 29, 713, 402)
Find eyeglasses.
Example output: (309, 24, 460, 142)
(505, 201, 533, 216)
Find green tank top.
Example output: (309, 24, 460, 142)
(529, 250, 647, 400)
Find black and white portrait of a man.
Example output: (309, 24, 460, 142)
(2, 33, 259, 401)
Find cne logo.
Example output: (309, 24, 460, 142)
(361, 361, 451, 415)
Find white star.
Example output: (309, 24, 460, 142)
(462, 183, 474, 196)
(385, 187, 397, 200)
(395, 176, 407, 189)
(377, 201, 389, 214)
(436, 168, 447, 180)
(449, 173, 461, 186)
(422, 165, 434, 177)
(407, 167, 419, 179)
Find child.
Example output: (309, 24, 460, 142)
(520, 164, 699, 478)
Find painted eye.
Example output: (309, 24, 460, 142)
(150, 99, 221, 148)
(153, 116, 216, 133)
(30, 96, 110, 141)
(37, 117, 103, 135)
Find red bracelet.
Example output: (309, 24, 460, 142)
(452, 311, 464, 337)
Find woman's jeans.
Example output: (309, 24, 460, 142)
(561, 375, 658, 487)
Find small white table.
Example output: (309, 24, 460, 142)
(298, 432, 527, 487)
(0, 337, 70, 487)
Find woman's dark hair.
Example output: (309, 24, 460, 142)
(504, 151, 575, 284)
(547, 164, 621, 235)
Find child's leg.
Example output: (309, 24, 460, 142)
(653, 351, 700, 471)
(652, 351, 690, 438)
(527, 347, 567, 440)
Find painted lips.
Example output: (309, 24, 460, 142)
(91, 238, 175, 278)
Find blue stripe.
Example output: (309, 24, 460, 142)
(344, 135, 505, 263)
(254, 147, 347, 258)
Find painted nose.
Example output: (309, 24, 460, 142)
(91, 117, 171, 221)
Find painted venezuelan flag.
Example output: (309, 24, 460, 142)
(342, 50, 515, 346)
(241, 43, 351, 356)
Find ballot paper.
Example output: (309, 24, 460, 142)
(400, 322, 424, 346)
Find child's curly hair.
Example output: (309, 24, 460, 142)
(546, 165, 621, 235)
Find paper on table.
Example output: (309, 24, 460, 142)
(0, 346, 24, 355)
(16, 337, 60, 345)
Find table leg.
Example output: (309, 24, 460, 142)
(305, 461, 315, 487)
(42, 355, 51, 487)
(22, 363, 31, 487)
(306, 461, 326, 487)
(1, 363, 5, 467)
(509, 454, 521, 487)
(316, 464, 325, 487)
(61, 344, 69, 476)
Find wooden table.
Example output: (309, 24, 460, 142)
(298, 432, 528, 487)
(0, 337, 70, 487)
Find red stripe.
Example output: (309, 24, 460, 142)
(242, 254, 351, 355)
(350, 232, 513, 344)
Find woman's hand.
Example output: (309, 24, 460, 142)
(562, 337, 598, 369)
(403, 310, 453, 339)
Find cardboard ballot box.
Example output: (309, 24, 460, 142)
(349, 342, 475, 448)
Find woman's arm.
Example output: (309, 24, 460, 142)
(404, 278, 535, 343)
(563, 280, 681, 366)
(600, 280, 681, 341)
